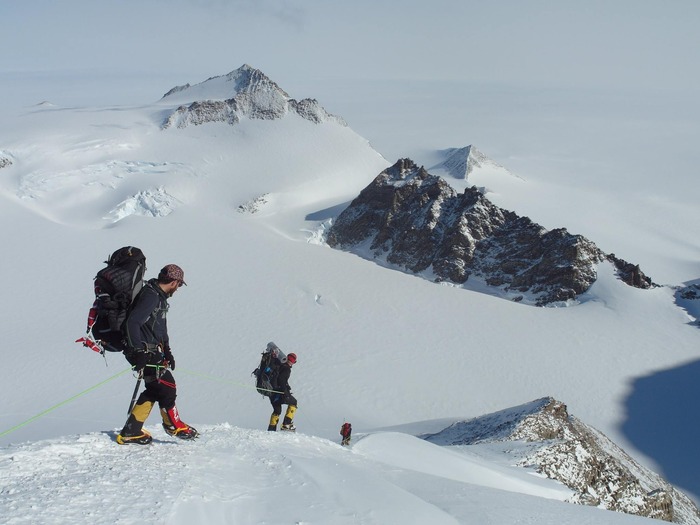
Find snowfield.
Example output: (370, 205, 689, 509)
(0, 58, 699, 523)
(1, 425, 668, 524)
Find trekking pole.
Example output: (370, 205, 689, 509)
(126, 369, 143, 415)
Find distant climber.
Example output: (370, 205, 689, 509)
(340, 422, 352, 446)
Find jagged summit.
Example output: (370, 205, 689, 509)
(433, 145, 492, 179)
(161, 64, 288, 103)
(430, 145, 515, 182)
(327, 158, 654, 305)
(160, 64, 345, 129)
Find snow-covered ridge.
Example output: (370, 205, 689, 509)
(431, 145, 511, 181)
(423, 397, 700, 524)
(161, 63, 287, 103)
(1, 418, 678, 524)
(160, 64, 346, 129)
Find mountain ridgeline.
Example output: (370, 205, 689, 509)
(327, 159, 653, 306)
(160, 64, 345, 129)
(0, 64, 654, 306)
(422, 397, 700, 524)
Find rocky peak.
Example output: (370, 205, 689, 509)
(422, 397, 700, 523)
(327, 158, 653, 305)
(0, 154, 12, 169)
(161, 64, 286, 101)
(160, 64, 344, 129)
(223, 63, 288, 97)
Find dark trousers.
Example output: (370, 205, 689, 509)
(121, 367, 178, 437)
(136, 367, 177, 410)
(270, 393, 297, 417)
(268, 393, 298, 429)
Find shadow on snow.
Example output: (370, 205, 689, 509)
(621, 358, 700, 504)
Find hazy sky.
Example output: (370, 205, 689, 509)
(3, 1, 699, 94)
(2, 1, 699, 203)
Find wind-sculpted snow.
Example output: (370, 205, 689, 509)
(0, 424, 667, 525)
(6, 159, 188, 225)
(327, 158, 654, 306)
(15, 160, 174, 200)
(105, 186, 181, 222)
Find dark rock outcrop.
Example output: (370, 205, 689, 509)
(673, 282, 700, 326)
(607, 253, 655, 289)
(679, 284, 700, 301)
(327, 158, 654, 305)
(422, 397, 700, 524)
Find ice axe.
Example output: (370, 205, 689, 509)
(126, 369, 143, 415)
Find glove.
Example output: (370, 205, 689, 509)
(133, 350, 149, 372)
(163, 346, 175, 371)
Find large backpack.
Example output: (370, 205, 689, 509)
(77, 246, 146, 353)
(253, 342, 287, 397)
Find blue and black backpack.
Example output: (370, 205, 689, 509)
(253, 342, 287, 397)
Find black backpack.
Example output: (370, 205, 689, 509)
(85, 246, 146, 352)
(253, 342, 287, 397)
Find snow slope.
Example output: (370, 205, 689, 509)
(1, 425, 664, 525)
(0, 69, 698, 523)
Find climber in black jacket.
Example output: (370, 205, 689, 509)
(117, 264, 198, 444)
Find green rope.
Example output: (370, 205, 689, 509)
(0, 365, 281, 440)
(178, 367, 283, 395)
(0, 367, 132, 439)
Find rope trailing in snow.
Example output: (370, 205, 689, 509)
(0, 367, 133, 439)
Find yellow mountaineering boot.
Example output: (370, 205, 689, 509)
(280, 405, 296, 432)
(117, 401, 154, 445)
